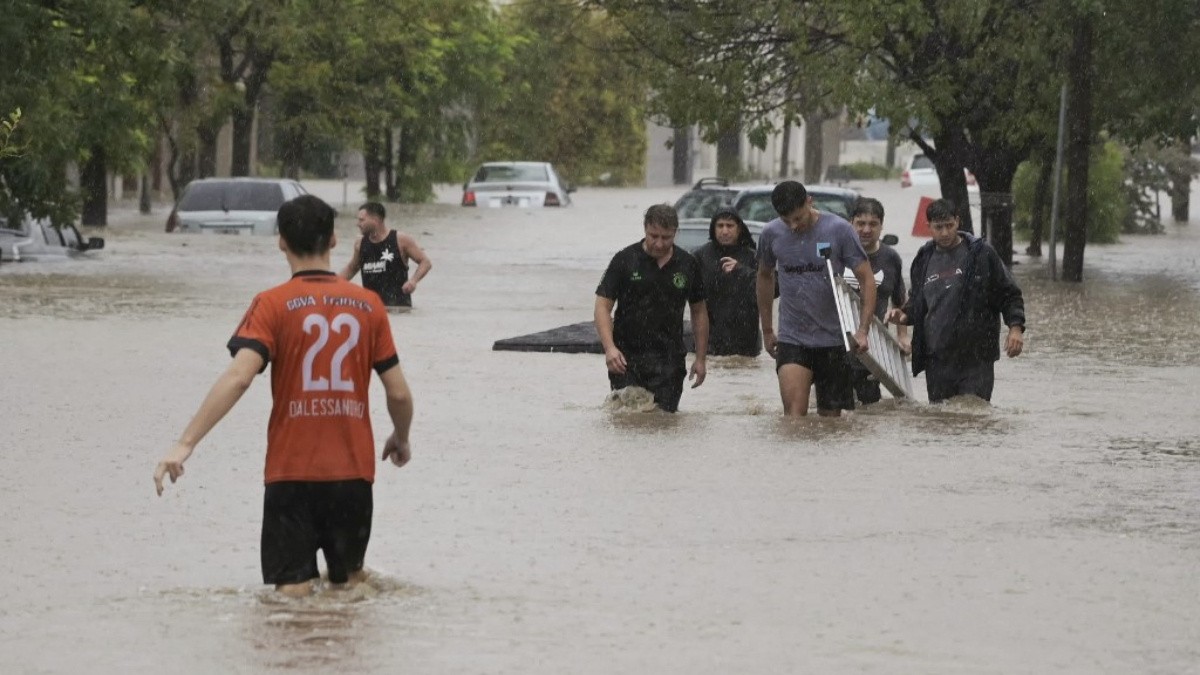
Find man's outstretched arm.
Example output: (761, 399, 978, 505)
(154, 348, 264, 495)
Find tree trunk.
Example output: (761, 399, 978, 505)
(139, 174, 152, 214)
(231, 104, 254, 176)
(803, 112, 825, 184)
(1169, 139, 1191, 223)
(150, 137, 163, 193)
(716, 126, 741, 180)
(197, 124, 219, 179)
(1062, 16, 1094, 283)
(974, 149, 1022, 264)
(1027, 156, 1054, 256)
(672, 127, 691, 185)
(929, 126, 974, 233)
(280, 125, 303, 179)
(885, 134, 897, 170)
(779, 120, 791, 178)
(396, 125, 421, 202)
(80, 145, 108, 226)
(363, 131, 381, 199)
(384, 126, 397, 201)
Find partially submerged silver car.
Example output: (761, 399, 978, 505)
(461, 161, 574, 208)
(0, 214, 104, 263)
(166, 178, 307, 235)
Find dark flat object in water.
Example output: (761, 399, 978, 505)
(492, 321, 696, 354)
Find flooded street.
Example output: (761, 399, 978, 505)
(1, 180, 1198, 673)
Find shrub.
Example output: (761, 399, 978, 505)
(1013, 140, 1125, 244)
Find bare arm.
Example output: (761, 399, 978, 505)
(594, 294, 626, 374)
(850, 260, 875, 353)
(756, 265, 777, 355)
(339, 236, 363, 280)
(154, 349, 264, 495)
(688, 300, 708, 388)
(399, 234, 432, 292)
(378, 362, 414, 467)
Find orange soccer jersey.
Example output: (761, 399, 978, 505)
(228, 270, 398, 484)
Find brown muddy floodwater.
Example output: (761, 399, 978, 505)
(1, 181, 1198, 674)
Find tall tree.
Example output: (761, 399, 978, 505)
(478, 1, 647, 186)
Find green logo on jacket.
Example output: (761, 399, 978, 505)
(672, 272, 686, 289)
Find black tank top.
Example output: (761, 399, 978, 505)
(359, 230, 411, 307)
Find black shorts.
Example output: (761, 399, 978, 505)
(261, 479, 373, 586)
(925, 358, 995, 403)
(775, 342, 855, 411)
(608, 354, 687, 413)
(846, 355, 882, 405)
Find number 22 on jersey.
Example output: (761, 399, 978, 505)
(301, 313, 361, 392)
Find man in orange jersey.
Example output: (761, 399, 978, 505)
(154, 194, 415, 598)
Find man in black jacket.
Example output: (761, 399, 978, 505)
(691, 209, 760, 357)
(887, 199, 1025, 403)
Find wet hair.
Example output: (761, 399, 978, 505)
(770, 180, 808, 216)
(277, 195, 336, 256)
(851, 197, 885, 222)
(643, 203, 679, 230)
(925, 198, 958, 223)
(709, 208, 755, 248)
(359, 201, 386, 220)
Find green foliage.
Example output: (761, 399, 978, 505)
(0, 109, 23, 159)
(267, 0, 516, 201)
(1119, 143, 1199, 234)
(0, 0, 171, 223)
(1013, 141, 1126, 244)
(476, 2, 646, 186)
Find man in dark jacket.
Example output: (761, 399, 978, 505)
(887, 199, 1025, 403)
(691, 209, 760, 357)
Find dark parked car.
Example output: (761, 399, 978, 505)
(731, 183, 860, 223)
(672, 177, 740, 220)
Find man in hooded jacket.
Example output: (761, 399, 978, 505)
(691, 209, 761, 357)
(888, 198, 1026, 403)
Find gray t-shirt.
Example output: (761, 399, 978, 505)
(757, 212, 868, 348)
(844, 244, 906, 320)
(922, 242, 970, 354)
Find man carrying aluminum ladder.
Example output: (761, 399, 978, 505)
(755, 181, 878, 417)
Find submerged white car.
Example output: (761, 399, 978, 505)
(166, 178, 308, 235)
(0, 214, 104, 263)
(901, 153, 978, 192)
(461, 161, 574, 208)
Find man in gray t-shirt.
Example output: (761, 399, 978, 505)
(755, 181, 877, 417)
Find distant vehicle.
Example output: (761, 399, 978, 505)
(674, 218, 764, 253)
(165, 178, 308, 235)
(674, 179, 860, 224)
(901, 153, 978, 191)
(0, 214, 104, 263)
(730, 183, 861, 223)
(673, 177, 740, 220)
(461, 161, 574, 207)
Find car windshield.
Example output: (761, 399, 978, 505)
(911, 154, 934, 170)
(178, 182, 286, 211)
(674, 224, 761, 253)
(473, 164, 549, 183)
(675, 190, 736, 219)
(674, 227, 710, 252)
(736, 192, 852, 221)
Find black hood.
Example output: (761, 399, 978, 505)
(708, 208, 755, 249)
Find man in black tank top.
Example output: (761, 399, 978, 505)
(339, 202, 433, 311)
